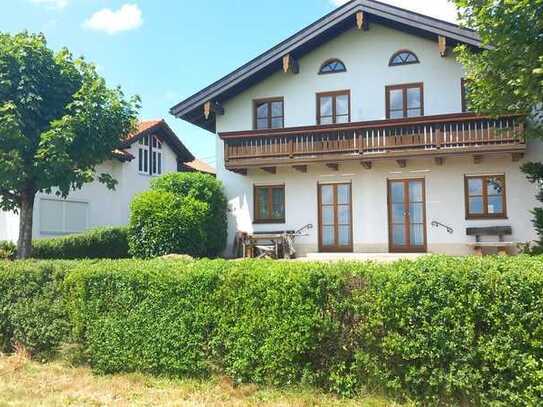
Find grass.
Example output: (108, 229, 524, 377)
(0, 349, 408, 407)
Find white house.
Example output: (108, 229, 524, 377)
(0, 119, 214, 242)
(171, 0, 540, 257)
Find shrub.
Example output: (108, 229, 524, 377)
(150, 172, 227, 257)
(128, 191, 209, 258)
(31, 227, 129, 259)
(65, 256, 543, 405)
(0, 240, 16, 259)
(0, 260, 73, 355)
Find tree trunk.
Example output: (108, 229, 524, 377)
(16, 189, 36, 259)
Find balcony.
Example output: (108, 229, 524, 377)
(219, 113, 526, 172)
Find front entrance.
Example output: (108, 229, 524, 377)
(387, 178, 427, 252)
(318, 183, 353, 252)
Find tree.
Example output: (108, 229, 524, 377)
(453, 0, 543, 249)
(0, 32, 139, 258)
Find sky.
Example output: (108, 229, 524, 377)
(0, 0, 459, 168)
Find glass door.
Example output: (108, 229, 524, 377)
(318, 183, 353, 252)
(388, 179, 427, 252)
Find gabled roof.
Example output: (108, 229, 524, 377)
(119, 119, 195, 163)
(170, 0, 482, 132)
(181, 159, 216, 175)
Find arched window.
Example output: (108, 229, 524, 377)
(389, 50, 419, 67)
(318, 58, 346, 75)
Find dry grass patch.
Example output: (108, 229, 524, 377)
(0, 351, 408, 407)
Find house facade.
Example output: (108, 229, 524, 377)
(171, 0, 540, 256)
(0, 119, 211, 242)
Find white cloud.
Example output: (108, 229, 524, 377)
(83, 4, 143, 35)
(30, 0, 69, 9)
(329, 0, 458, 23)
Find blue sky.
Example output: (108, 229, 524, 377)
(0, 0, 457, 168)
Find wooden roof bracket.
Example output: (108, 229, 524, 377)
(356, 11, 369, 31)
(282, 54, 299, 74)
(438, 35, 450, 57)
(203, 101, 224, 120)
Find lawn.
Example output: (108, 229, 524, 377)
(0, 351, 407, 407)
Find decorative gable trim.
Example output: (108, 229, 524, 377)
(170, 0, 482, 132)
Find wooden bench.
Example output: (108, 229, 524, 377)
(466, 226, 516, 256)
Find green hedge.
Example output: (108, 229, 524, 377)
(31, 226, 129, 259)
(0, 260, 74, 354)
(3, 256, 543, 405)
(0, 240, 16, 259)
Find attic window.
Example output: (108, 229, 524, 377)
(389, 50, 419, 66)
(318, 59, 346, 75)
(138, 134, 162, 176)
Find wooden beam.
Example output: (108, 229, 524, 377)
(356, 11, 364, 30)
(434, 157, 444, 166)
(396, 159, 407, 168)
(473, 154, 483, 164)
(261, 167, 276, 174)
(512, 152, 524, 162)
(203, 101, 224, 119)
(232, 168, 247, 176)
(282, 54, 299, 74)
(361, 161, 372, 170)
(438, 35, 449, 57)
(292, 165, 307, 173)
(203, 101, 212, 120)
(326, 163, 339, 171)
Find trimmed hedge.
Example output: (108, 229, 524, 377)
(150, 172, 227, 257)
(0, 260, 74, 354)
(128, 191, 208, 258)
(64, 256, 543, 405)
(31, 227, 129, 259)
(3, 256, 543, 405)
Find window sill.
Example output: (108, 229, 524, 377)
(466, 215, 508, 220)
(253, 219, 286, 225)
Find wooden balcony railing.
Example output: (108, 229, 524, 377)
(219, 113, 526, 169)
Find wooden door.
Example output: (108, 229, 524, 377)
(388, 179, 427, 252)
(318, 183, 353, 252)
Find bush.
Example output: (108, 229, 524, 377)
(150, 172, 227, 257)
(128, 190, 209, 259)
(31, 227, 129, 259)
(65, 256, 543, 405)
(0, 240, 16, 259)
(0, 260, 73, 355)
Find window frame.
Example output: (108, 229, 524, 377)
(138, 134, 163, 176)
(253, 97, 284, 130)
(316, 90, 351, 125)
(388, 50, 420, 67)
(385, 82, 424, 119)
(461, 78, 470, 113)
(464, 175, 507, 220)
(318, 58, 347, 75)
(253, 184, 286, 224)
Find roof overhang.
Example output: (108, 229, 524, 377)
(170, 0, 484, 132)
(120, 120, 195, 162)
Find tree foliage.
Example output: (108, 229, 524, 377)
(454, 0, 543, 122)
(454, 0, 543, 250)
(0, 32, 139, 257)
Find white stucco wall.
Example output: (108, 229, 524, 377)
(0, 133, 180, 242)
(214, 23, 541, 256)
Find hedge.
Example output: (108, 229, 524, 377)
(0, 260, 74, 354)
(3, 256, 543, 405)
(31, 226, 129, 259)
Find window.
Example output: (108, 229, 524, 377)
(138, 134, 162, 175)
(39, 199, 88, 236)
(461, 78, 470, 113)
(319, 58, 346, 75)
(386, 83, 424, 119)
(465, 175, 507, 219)
(389, 50, 420, 66)
(317, 91, 350, 125)
(254, 98, 284, 130)
(254, 185, 285, 223)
